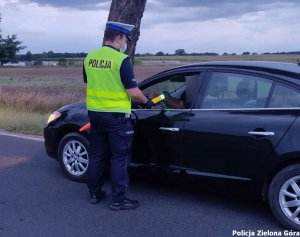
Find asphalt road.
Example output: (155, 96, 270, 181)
(0, 131, 285, 237)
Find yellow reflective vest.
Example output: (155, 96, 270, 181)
(84, 46, 131, 113)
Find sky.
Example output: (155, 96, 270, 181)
(0, 0, 300, 55)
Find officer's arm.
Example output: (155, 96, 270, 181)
(126, 87, 148, 104)
(121, 58, 152, 106)
(121, 58, 147, 104)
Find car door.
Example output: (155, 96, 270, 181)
(181, 70, 300, 181)
(131, 70, 202, 171)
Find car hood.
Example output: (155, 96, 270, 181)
(58, 102, 86, 112)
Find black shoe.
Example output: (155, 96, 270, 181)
(89, 190, 106, 204)
(109, 197, 140, 211)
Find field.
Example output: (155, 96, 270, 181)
(0, 64, 176, 135)
(1, 54, 300, 135)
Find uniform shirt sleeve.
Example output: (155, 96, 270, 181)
(120, 57, 138, 89)
(83, 65, 87, 83)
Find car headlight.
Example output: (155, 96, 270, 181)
(47, 111, 61, 125)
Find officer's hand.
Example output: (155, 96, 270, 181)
(144, 98, 155, 109)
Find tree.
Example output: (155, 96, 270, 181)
(0, 14, 26, 64)
(24, 51, 33, 61)
(175, 49, 185, 56)
(155, 51, 164, 56)
(58, 57, 67, 66)
(1, 13, 26, 64)
(107, 0, 147, 62)
(47, 50, 55, 58)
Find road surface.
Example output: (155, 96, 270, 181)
(0, 131, 284, 237)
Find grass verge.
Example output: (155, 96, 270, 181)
(0, 75, 85, 135)
(0, 106, 50, 136)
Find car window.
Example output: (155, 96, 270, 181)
(200, 72, 273, 109)
(269, 83, 300, 108)
(142, 72, 200, 109)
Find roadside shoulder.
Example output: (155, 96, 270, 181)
(0, 129, 44, 142)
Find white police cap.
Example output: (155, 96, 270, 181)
(106, 21, 135, 41)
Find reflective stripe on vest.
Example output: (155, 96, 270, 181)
(84, 46, 131, 113)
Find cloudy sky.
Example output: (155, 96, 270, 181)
(1, 0, 300, 54)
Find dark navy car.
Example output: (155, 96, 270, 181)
(44, 61, 300, 230)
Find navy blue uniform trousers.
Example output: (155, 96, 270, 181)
(87, 111, 134, 202)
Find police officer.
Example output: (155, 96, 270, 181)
(83, 21, 153, 210)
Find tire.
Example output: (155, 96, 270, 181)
(58, 133, 89, 182)
(268, 164, 300, 230)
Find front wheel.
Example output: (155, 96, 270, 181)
(58, 133, 89, 182)
(268, 164, 300, 230)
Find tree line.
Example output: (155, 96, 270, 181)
(17, 51, 87, 61)
(17, 49, 300, 61)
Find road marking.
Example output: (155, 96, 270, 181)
(0, 131, 44, 142)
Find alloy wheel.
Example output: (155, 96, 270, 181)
(62, 140, 89, 177)
(279, 175, 300, 225)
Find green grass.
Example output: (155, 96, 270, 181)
(0, 106, 48, 135)
(0, 75, 85, 135)
(137, 54, 300, 63)
(0, 76, 82, 89)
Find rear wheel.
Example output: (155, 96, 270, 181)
(268, 164, 300, 230)
(58, 133, 89, 182)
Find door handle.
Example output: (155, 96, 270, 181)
(159, 127, 180, 132)
(248, 131, 275, 136)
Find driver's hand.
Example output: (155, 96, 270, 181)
(165, 97, 184, 109)
(149, 92, 160, 99)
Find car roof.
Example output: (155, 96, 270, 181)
(179, 61, 300, 77)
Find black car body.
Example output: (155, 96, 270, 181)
(44, 61, 300, 229)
